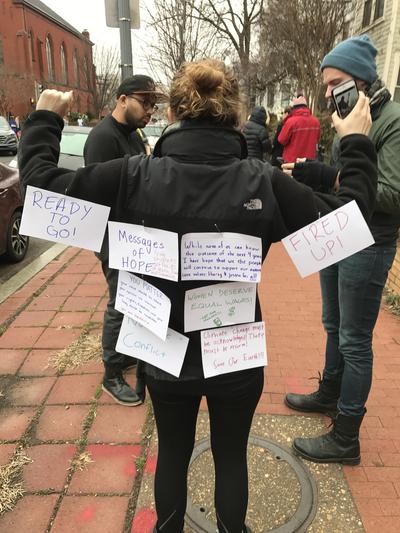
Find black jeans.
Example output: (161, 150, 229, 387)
(95, 238, 125, 368)
(147, 368, 264, 533)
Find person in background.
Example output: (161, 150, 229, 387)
(18, 58, 375, 532)
(270, 106, 291, 166)
(278, 95, 320, 162)
(242, 105, 271, 160)
(284, 34, 400, 466)
(84, 74, 162, 406)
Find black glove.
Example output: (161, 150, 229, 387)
(292, 160, 338, 193)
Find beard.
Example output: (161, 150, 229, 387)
(124, 108, 147, 131)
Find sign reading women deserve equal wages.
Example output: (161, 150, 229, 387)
(20, 186, 110, 252)
(282, 201, 374, 277)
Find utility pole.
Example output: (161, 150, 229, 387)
(118, 0, 133, 80)
(105, 0, 140, 80)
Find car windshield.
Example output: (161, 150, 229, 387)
(144, 125, 165, 137)
(60, 131, 88, 156)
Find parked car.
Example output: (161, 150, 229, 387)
(144, 123, 166, 151)
(8, 125, 92, 171)
(0, 116, 18, 155)
(59, 125, 92, 169)
(0, 162, 29, 262)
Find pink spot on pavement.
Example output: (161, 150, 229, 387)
(131, 508, 157, 533)
(77, 505, 96, 523)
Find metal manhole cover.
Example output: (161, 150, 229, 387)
(186, 435, 318, 533)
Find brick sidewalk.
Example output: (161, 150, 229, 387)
(0, 243, 399, 532)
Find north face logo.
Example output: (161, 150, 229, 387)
(243, 198, 262, 210)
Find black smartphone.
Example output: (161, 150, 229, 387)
(331, 79, 359, 119)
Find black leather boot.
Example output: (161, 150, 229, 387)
(285, 373, 341, 416)
(102, 365, 142, 406)
(292, 411, 365, 465)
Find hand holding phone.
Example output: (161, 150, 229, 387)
(331, 79, 359, 119)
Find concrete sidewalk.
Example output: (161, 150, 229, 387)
(0, 243, 399, 532)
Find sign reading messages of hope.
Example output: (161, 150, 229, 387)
(116, 316, 189, 377)
(115, 271, 171, 340)
(181, 233, 262, 282)
(201, 321, 267, 378)
(184, 282, 257, 332)
(20, 186, 110, 252)
(282, 200, 375, 278)
(108, 222, 179, 281)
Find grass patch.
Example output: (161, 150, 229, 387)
(70, 451, 94, 471)
(49, 332, 102, 372)
(0, 450, 32, 515)
(383, 287, 400, 316)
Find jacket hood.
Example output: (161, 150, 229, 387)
(290, 106, 311, 117)
(153, 119, 248, 160)
(249, 106, 267, 126)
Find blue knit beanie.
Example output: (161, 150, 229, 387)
(321, 35, 378, 85)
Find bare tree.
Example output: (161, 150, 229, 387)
(146, 0, 226, 82)
(92, 45, 120, 118)
(259, 0, 352, 111)
(190, 0, 264, 111)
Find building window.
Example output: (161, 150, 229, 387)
(37, 38, 44, 77)
(0, 35, 3, 65)
(28, 29, 35, 61)
(374, 0, 385, 20)
(60, 43, 68, 84)
(73, 49, 79, 87)
(83, 56, 90, 89)
(394, 68, 400, 103)
(45, 35, 54, 81)
(362, 0, 372, 27)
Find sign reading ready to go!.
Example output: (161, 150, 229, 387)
(20, 186, 110, 252)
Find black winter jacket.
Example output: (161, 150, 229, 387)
(242, 107, 271, 160)
(19, 112, 377, 380)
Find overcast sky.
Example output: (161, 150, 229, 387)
(41, 0, 157, 76)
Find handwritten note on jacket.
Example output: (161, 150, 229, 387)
(181, 232, 262, 282)
(20, 186, 110, 252)
(282, 201, 374, 277)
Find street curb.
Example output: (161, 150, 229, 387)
(0, 243, 67, 305)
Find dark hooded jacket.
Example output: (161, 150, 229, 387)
(19, 111, 377, 380)
(242, 106, 271, 160)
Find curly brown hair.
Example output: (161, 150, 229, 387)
(169, 59, 241, 127)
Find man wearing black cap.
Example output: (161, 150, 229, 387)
(284, 35, 400, 465)
(84, 75, 163, 406)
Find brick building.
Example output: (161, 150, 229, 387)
(0, 0, 96, 119)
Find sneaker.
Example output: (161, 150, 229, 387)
(102, 373, 142, 406)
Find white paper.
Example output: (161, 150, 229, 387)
(184, 282, 257, 332)
(116, 317, 189, 377)
(282, 201, 375, 278)
(201, 321, 267, 378)
(115, 271, 171, 340)
(20, 186, 110, 252)
(181, 232, 262, 282)
(108, 222, 179, 281)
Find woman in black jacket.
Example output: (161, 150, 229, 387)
(19, 60, 375, 533)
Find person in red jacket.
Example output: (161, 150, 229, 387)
(278, 95, 320, 162)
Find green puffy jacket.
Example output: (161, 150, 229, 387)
(370, 100, 400, 215)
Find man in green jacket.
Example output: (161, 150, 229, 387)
(285, 35, 400, 464)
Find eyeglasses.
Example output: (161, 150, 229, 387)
(127, 94, 158, 111)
